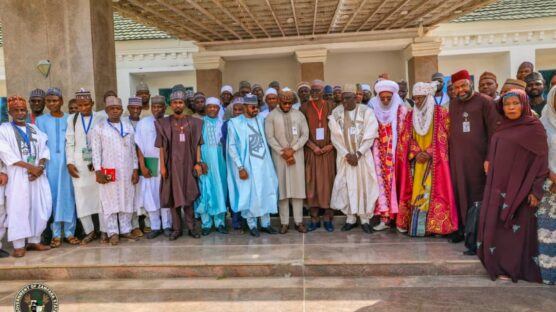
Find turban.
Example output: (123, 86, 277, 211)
(46, 87, 62, 98)
(29, 88, 46, 100)
(324, 85, 333, 94)
(374, 80, 399, 95)
(311, 80, 324, 90)
(451, 70, 471, 84)
(136, 81, 149, 92)
(170, 90, 186, 101)
(206, 97, 221, 107)
(75, 88, 92, 101)
(7, 96, 27, 110)
(343, 83, 357, 94)
(264, 87, 277, 99)
(524, 72, 545, 83)
(413, 81, 438, 96)
(128, 97, 143, 107)
(279, 88, 295, 102)
(296, 81, 310, 91)
(239, 81, 251, 89)
(360, 84, 371, 92)
(151, 95, 166, 105)
(432, 72, 444, 81)
(105, 96, 122, 107)
(243, 93, 258, 105)
(479, 71, 497, 82)
(502, 78, 527, 91)
(499, 88, 532, 117)
(221, 85, 233, 95)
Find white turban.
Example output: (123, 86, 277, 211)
(360, 84, 371, 92)
(412, 81, 438, 96)
(220, 85, 233, 95)
(374, 80, 399, 95)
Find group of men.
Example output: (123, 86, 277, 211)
(0, 61, 550, 258)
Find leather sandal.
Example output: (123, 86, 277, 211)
(65, 236, 81, 245)
(50, 237, 62, 248)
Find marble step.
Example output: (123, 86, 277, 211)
(1, 276, 554, 312)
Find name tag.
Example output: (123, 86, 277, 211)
(81, 147, 92, 162)
(316, 128, 325, 140)
(292, 126, 298, 136)
(349, 127, 357, 135)
(463, 121, 471, 133)
(179, 133, 186, 142)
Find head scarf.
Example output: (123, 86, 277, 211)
(105, 96, 122, 107)
(29, 89, 46, 100)
(127, 97, 143, 107)
(7, 96, 27, 110)
(412, 81, 438, 136)
(541, 85, 556, 172)
(498, 89, 533, 117)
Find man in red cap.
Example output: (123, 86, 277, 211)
(448, 70, 500, 256)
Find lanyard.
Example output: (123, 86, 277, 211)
(107, 120, 125, 138)
(81, 113, 93, 145)
(311, 100, 325, 127)
(434, 93, 444, 106)
(11, 122, 32, 153)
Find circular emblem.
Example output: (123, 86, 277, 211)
(13, 283, 59, 312)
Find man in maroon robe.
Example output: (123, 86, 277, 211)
(449, 69, 500, 255)
(156, 90, 204, 240)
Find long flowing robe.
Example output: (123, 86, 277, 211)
(65, 112, 104, 218)
(265, 107, 309, 200)
(329, 105, 379, 216)
(226, 115, 278, 218)
(36, 113, 75, 224)
(396, 106, 459, 235)
(195, 116, 227, 219)
(478, 115, 548, 283)
(371, 105, 408, 219)
(155, 115, 203, 208)
(91, 120, 138, 215)
(135, 115, 163, 213)
(449, 92, 499, 226)
(300, 100, 336, 208)
(0, 123, 52, 242)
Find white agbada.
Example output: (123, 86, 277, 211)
(0, 161, 7, 248)
(134, 115, 162, 213)
(329, 104, 379, 216)
(0, 123, 52, 242)
(91, 119, 138, 215)
(65, 112, 105, 218)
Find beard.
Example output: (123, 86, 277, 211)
(457, 90, 473, 101)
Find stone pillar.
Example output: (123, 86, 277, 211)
(404, 40, 441, 92)
(193, 55, 224, 96)
(0, 0, 117, 110)
(296, 49, 327, 82)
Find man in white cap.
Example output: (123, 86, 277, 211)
(329, 84, 379, 233)
(92, 96, 140, 245)
(221, 85, 234, 120)
(432, 73, 450, 108)
(259, 88, 278, 119)
(369, 80, 409, 231)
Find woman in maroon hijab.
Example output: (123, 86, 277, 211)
(478, 89, 549, 283)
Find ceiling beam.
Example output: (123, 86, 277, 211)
(327, 0, 344, 34)
(237, 0, 271, 38)
(289, 0, 300, 36)
(356, 0, 388, 32)
(183, 0, 243, 40)
(265, 0, 285, 37)
(312, 0, 319, 35)
(386, 0, 429, 30)
(154, 0, 227, 41)
(341, 0, 369, 33)
(209, 0, 257, 38)
(369, 0, 411, 31)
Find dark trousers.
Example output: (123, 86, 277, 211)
(231, 211, 244, 229)
(172, 206, 195, 232)
(310, 207, 334, 222)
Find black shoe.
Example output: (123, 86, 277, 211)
(163, 228, 173, 237)
(463, 249, 477, 256)
(146, 229, 163, 239)
(0, 249, 10, 258)
(341, 223, 357, 232)
(201, 228, 211, 236)
(307, 221, 321, 232)
(249, 228, 260, 237)
(216, 226, 229, 234)
(261, 226, 278, 234)
(169, 230, 182, 241)
(361, 223, 373, 234)
(323, 221, 334, 232)
(188, 230, 201, 239)
(449, 232, 465, 243)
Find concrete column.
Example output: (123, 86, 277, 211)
(0, 0, 117, 110)
(296, 49, 327, 82)
(508, 46, 536, 79)
(193, 55, 224, 96)
(404, 40, 441, 91)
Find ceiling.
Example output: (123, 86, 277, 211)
(112, 0, 498, 45)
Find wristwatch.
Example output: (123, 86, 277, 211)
(38, 164, 46, 169)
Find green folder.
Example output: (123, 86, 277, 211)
(140, 157, 159, 177)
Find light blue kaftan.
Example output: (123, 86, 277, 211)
(36, 113, 76, 237)
(195, 116, 228, 229)
(226, 115, 278, 228)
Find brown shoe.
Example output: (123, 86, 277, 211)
(12, 248, 25, 258)
(99, 232, 109, 244)
(295, 223, 308, 233)
(131, 228, 143, 237)
(65, 236, 81, 245)
(109, 234, 119, 246)
(120, 232, 139, 241)
(26, 243, 51, 251)
(143, 226, 152, 233)
(50, 237, 62, 248)
(81, 231, 97, 245)
(279, 224, 289, 234)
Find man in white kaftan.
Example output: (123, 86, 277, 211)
(0, 161, 9, 258)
